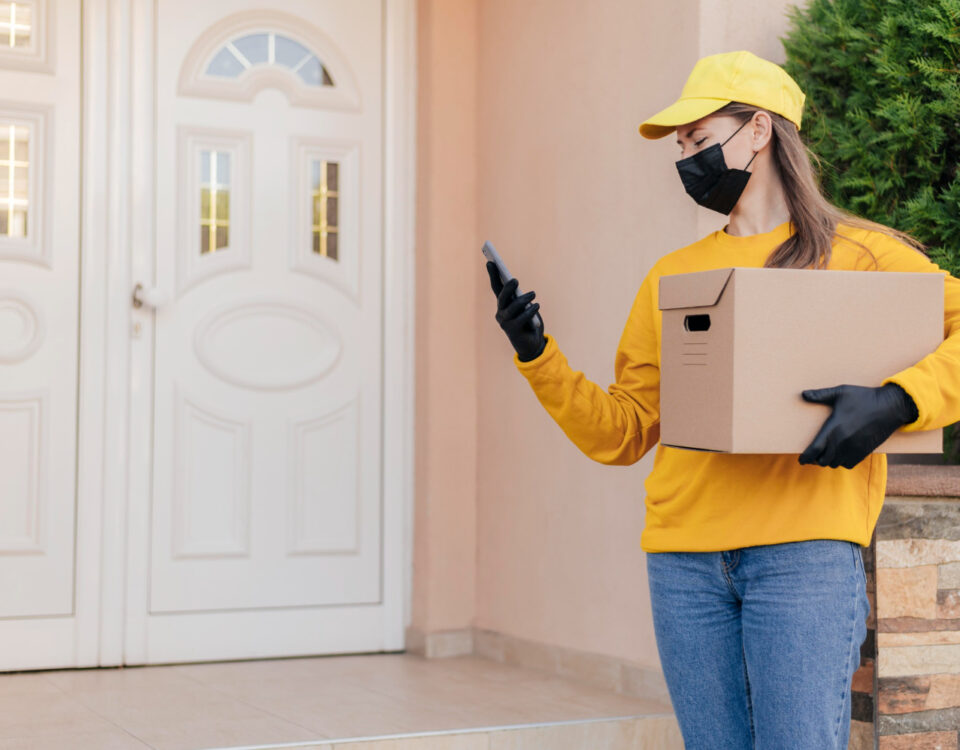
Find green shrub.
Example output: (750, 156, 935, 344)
(781, 0, 960, 463)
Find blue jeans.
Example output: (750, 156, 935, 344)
(645, 539, 870, 749)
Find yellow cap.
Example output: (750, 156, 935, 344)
(638, 50, 805, 139)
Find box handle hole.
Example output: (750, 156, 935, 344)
(684, 314, 711, 332)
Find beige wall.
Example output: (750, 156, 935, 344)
(414, 0, 798, 667)
(412, 0, 480, 632)
(472, 0, 701, 669)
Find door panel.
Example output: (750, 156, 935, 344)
(143, 0, 384, 654)
(0, 0, 80, 627)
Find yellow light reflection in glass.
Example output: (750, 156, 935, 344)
(311, 160, 339, 260)
(0, 2, 32, 49)
(0, 122, 28, 238)
(200, 150, 229, 254)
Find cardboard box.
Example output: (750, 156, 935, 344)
(658, 267, 944, 454)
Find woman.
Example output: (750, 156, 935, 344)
(485, 50, 960, 749)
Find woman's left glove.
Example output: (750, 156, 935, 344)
(798, 383, 919, 469)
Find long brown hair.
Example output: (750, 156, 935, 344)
(713, 101, 927, 269)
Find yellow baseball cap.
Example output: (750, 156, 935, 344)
(638, 50, 805, 139)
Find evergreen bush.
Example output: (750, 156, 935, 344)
(781, 0, 960, 463)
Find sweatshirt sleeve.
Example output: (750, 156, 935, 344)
(512, 271, 661, 465)
(876, 239, 960, 431)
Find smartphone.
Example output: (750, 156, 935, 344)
(482, 240, 542, 332)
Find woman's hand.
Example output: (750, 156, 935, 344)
(798, 383, 919, 468)
(486, 261, 546, 361)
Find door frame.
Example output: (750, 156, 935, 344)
(76, 0, 417, 666)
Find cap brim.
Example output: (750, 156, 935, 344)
(638, 97, 732, 139)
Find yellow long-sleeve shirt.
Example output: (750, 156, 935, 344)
(513, 220, 960, 552)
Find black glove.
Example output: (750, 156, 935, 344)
(485, 261, 546, 361)
(798, 383, 919, 469)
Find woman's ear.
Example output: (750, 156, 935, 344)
(752, 111, 774, 150)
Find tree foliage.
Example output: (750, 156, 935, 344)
(781, 0, 960, 462)
(781, 0, 960, 278)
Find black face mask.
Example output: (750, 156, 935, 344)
(675, 119, 758, 215)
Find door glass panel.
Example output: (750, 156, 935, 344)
(274, 35, 310, 69)
(206, 46, 246, 78)
(0, 122, 29, 238)
(0, 2, 32, 49)
(200, 149, 230, 254)
(310, 159, 339, 260)
(232, 33, 268, 66)
(297, 57, 334, 87)
(203, 31, 335, 87)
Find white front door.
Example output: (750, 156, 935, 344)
(128, 0, 388, 663)
(0, 0, 84, 670)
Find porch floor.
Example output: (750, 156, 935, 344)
(0, 652, 681, 749)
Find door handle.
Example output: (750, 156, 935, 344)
(132, 283, 169, 310)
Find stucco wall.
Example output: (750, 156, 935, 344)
(413, 0, 802, 667)
(412, 0, 479, 632)
(472, 0, 701, 669)
(472, 0, 802, 668)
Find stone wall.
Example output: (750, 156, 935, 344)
(869, 495, 960, 749)
(850, 537, 877, 750)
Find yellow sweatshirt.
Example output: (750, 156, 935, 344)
(513, 220, 960, 553)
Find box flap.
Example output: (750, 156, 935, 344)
(659, 268, 735, 311)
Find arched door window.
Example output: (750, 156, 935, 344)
(177, 11, 361, 110)
(205, 31, 334, 88)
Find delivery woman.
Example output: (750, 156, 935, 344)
(485, 50, 960, 749)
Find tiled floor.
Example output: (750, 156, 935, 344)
(0, 653, 680, 749)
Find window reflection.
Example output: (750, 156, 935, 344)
(0, 2, 32, 49)
(200, 150, 230, 254)
(0, 123, 28, 238)
(311, 159, 339, 260)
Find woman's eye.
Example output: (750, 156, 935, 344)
(695, 138, 706, 146)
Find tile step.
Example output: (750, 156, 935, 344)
(204, 714, 682, 750)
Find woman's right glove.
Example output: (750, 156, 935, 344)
(485, 261, 546, 361)
(798, 383, 919, 468)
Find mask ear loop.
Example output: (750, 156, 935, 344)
(719, 118, 760, 171)
(720, 118, 751, 146)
